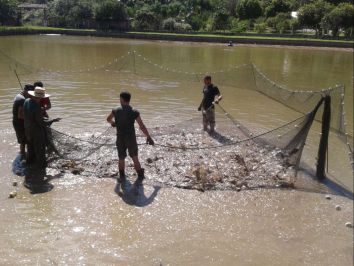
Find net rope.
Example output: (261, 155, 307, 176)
(1, 49, 352, 191)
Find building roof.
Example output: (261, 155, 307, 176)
(18, 4, 47, 9)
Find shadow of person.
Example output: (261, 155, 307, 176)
(12, 154, 26, 176)
(115, 180, 161, 207)
(24, 167, 54, 194)
(208, 131, 234, 144)
(12, 155, 55, 194)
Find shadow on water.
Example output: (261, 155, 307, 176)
(12, 154, 26, 176)
(115, 180, 161, 207)
(298, 165, 354, 200)
(12, 154, 56, 194)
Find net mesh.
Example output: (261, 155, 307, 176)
(2, 50, 352, 192)
(45, 104, 321, 191)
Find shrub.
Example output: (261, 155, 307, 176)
(254, 22, 267, 33)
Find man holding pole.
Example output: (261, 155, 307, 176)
(198, 75, 221, 133)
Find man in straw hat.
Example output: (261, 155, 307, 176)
(107, 91, 154, 187)
(12, 84, 34, 157)
(24, 86, 60, 184)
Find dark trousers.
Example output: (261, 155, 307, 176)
(25, 129, 47, 181)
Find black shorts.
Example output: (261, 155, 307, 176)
(13, 120, 26, 144)
(116, 135, 138, 159)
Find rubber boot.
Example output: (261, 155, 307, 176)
(134, 168, 145, 187)
(118, 170, 126, 183)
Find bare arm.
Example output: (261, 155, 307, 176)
(136, 116, 150, 138)
(106, 112, 114, 125)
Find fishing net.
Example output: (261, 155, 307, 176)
(44, 98, 325, 191)
(2, 49, 352, 191)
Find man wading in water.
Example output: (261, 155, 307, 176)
(12, 84, 34, 157)
(198, 75, 221, 133)
(24, 87, 60, 185)
(107, 91, 154, 186)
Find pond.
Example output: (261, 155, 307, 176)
(0, 35, 352, 265)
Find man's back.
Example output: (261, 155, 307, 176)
(112, 105, 140, 137)
(24, 98, 41, 130)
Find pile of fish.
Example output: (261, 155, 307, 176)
(49, 125, 295, 191)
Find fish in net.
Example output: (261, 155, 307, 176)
(45, 100, 324, 191)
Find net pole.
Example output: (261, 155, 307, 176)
(133, 50, 136, 74)
(316, 95, 331, 180)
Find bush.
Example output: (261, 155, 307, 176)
(231, 20, 249, 33)
(175, 22, 192, 31)
(162, 17, 176, 31)
(213, 10, 231, 30)
(254, 22, 267, 33)
(274, 12, 290, 33)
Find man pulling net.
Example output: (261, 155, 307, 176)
(198, 75, 221, 134)
(106, 91, 154, 187)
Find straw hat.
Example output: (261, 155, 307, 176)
(28, 87, 50, 98)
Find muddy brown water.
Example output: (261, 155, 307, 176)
(0, 35, 353, 265)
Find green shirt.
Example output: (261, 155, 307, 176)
(112, 105, 140, 137)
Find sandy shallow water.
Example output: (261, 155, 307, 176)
(0, 129, 353, 266)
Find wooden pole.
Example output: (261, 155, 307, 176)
(316, 95, 331, 179)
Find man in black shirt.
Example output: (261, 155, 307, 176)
(107, 91, 154, 186)
(198, 76, 221, 133)
(12, 84, 34, 156)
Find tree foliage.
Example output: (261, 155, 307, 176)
(236, 0, 263, 20)
(0, 0, 18, 25)
(298, 0, 333, 35)
(7, 0, 354, 38)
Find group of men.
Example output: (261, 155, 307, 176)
(12, 82, 59, 185)
(13, 75, 220, 188)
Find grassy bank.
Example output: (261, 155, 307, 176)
(128, 31, 353, 44)
(0, 26, 353, 48)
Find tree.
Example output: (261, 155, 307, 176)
(212, 9, 230, 30)
(134, 6, 161, 30)
(0, 0, 19, 25)
(95, 0, 128, 29)
(68, 0, 93, 28)
(95, 0, 127, 22)
(323, 3, 354, 37)
(236, 0, 263, 20)
(265, 0, 292, 18)
(298, 0, 333, 36)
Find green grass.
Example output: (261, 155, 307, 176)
(1, 26, 352, 45)
(127, 31, 354, 44)
(0, 25, 96, 32)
